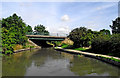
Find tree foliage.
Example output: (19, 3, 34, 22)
(99, 29, 110, 35)
(91, 34, 120, 57)
(90, 17, 120, 57)
(68, 25, 120, 57)
(25, 25, 33, 33)
(110, 17, 120, 34)
(34, 24, 49, 35)
(68, 27, 99, 47)
(0, 20, 2, 51)
(2, 13, 28, 54)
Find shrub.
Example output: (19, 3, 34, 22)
(2, 13, 28, 54)
(91, 34, 120, 57)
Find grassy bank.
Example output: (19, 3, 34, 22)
(73, 47, 86, 51)
(58, 44, 120, 63)
(60, 43, 88, 51)
(61, 44, 69, 48)
(13, 42, 35, 51)
(13, 40, 40, 53)
(100, 56, 120, 62)
(1, 39, 40, 55)
(55, 46, 120, 65)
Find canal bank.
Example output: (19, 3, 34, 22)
(14, 47, 41, 53)
(13, 39, 41, 53)
(55, 47, 120, 67)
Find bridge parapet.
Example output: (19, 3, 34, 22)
(26, 32, 68, 37)
(26, 35, 66, 41)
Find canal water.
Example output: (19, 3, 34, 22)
(2, 48, 120, 76)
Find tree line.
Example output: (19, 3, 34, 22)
(1, 13, 49, 54)
(68, 17, 120, 57)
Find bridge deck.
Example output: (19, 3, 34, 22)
(26, 35, 66, 38)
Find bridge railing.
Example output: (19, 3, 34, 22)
(26, 32, 68, 37)
(26, 32, 49, 35)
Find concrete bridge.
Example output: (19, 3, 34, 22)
(26, 35, 67, 47)
(26, 35, 66, 41)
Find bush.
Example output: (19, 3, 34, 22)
(2, 13, 28, 54)
(91, 34, 120, 57)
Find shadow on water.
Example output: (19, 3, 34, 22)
(2, 48, 120, 76)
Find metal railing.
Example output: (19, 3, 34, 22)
(26, 32, 68, 37)
(26, 32, 49, 35)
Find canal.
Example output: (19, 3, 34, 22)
(2, 48, 120, 76)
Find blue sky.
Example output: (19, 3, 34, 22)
(1, 2, 118, 34)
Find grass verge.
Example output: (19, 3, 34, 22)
(61, 44, 70, 48)
(100, 56, 120, 62)
(60, 44, 87, 51)
(73, 47, 87, 51)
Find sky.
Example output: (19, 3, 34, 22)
(1, 1, 119, 35)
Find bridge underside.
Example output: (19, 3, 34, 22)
(30, 39, 52, 47)
(27, 35, 66, 47)
(29, 38, 64, 47)
(29, 38, 65, 41)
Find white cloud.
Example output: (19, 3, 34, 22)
(58, 26, 71, 33)
(95, 3, 116, 11)
(58, 27, 68, 32)
(61, 15, 70, 21)
(57, 26, 70, 36)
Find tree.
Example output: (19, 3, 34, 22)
(68, 27, 103, 47)
(34, 24, 49, 35)
(68, 27, 89, 47)
(25, 25, 33, 33)
(99, 29, 110, 35)
(2, 13, 27, 54)
(0, 20, 2, 50)
(110, 17, 120, 34)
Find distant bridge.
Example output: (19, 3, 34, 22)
(26, 35, 66, 41)
(26, 32, 67, 47)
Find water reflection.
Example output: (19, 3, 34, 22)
(69, 56, 120, 76)
(2, 48, 120, 76)
(2, 49, 39, 76)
